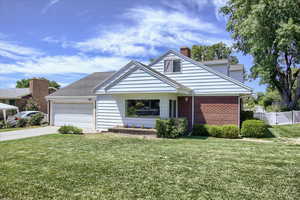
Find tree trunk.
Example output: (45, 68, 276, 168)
(279, 78, 300, 110)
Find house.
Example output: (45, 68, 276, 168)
(46, 47, 252, 131)
(0, 79, 49, 114)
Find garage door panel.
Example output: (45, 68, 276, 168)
(53, 103, 93, 129)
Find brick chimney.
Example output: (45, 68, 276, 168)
(180, 47, 191, 58)
(29, 79, 49, 113)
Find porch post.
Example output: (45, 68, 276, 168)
(192, 93, 194, 127)
(176, 99, 178, 118)
(238, 96, 240, 128)
(3, 110, 7, 124)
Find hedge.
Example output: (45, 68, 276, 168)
(28, 113, 44, 126)
(192, 124, 240, 138)
(241, 120, 269, 138)
(58, 125, 83, 135)
(16, 118, 29, 128)
(156, 118, 188, 138)
(221, 125, 240, 139)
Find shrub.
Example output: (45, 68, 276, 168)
(220, 125, 240, 138)
(192, 124, 209, 136)
(58, 125, 83, 135)
(241, 120, 269, 138)
(0, 120, 5, 129)
(16, 118, 28, 128)
(156, 119, 167, 138)
(28, 113, 44, 126)
(155, 118, 188, 138)
(25, 98, 40, 111)
(206, 125, 222, 137)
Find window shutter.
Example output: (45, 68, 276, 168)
(164, 60, 173, 72)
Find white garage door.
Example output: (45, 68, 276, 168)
(53, 103, 94, 129)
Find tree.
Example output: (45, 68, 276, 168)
(191, 42, 238, 64)
(16, 78, 60, 89)
(221, 0, 300, 110)
(25, 98, 40, 111)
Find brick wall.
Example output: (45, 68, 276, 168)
(178, 96, 193, 128)
(29, 79, 49, 113)
(194, 96, 239, 126)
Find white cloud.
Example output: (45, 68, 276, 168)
(0, 54, 129, 75)
(42, 0, 62, 14)
(163, 0, 208, 12)
(212, 0, 228, 20)
(74, 5, 228, 57)
(42, 36, 70, 48)
(0, 40, 44, 60)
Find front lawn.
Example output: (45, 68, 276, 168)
(270, 124, 300, 138)
(0, 134, 299, 199)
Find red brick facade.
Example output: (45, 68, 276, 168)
(178, 96, 193, 128)
(178, 96, 239, 127)
(194, 96, 239, 126)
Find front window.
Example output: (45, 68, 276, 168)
(126, 100, 160, 117)
(164, 59, 181, 73)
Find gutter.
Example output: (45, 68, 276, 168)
(45, 96, 97, 100)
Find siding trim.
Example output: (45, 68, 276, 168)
(96, 61, 191, 94)
(148, 50, 252, 92)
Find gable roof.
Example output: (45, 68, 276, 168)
(0, 88, 31, 99)
(48, 72, 115, 97)
(94, 61, 190, 93)
(148, 50, 252, 92)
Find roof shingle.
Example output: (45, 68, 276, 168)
(0, 88, 31, 99)
(48, 72, 115, 97)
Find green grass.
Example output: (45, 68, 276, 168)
(0, 134, 299, 200)
(0, 126, 40, 133)
(270, 124, 300, 138)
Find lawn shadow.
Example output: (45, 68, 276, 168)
(265, 127, 276, 138)
(182, 136, 209, 140)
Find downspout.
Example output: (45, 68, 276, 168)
(192, 93, 195, 127)
(188, 92, 195, 136)
(238, 96, 241, 128)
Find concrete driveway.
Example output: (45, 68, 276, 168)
(0, 126, 59, 142)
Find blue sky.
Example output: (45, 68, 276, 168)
(0, 0, 266, 92)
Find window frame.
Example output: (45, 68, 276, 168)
(125, 99, 160, 118)
(164, 59, 182, 73)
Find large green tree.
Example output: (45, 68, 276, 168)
(221, 0, 300, 110)
(16, 78, 60, 89)
(191, 42, 238, 64)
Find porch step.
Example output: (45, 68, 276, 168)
(108, 126, 157, 135)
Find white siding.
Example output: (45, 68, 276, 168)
(150, 53, 250, 94)
(96, 94, 177, 131)
(230, 70, 244, 83)
(107, 69, 176, 93)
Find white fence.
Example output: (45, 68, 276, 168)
(254, 111, 300, 125)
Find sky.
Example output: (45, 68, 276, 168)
(0, 0, 266, 92)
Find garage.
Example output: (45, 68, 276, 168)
(52, 103, 94, 129)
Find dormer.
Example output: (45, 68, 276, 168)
(200, 59, 229, 76)
(229, 64, 245, 83)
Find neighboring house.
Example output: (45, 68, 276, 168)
(46, 47, 252, 131)
(0, 79, 49, 114)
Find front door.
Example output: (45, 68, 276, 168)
(178, 96, 192, 129)
(169, 100, 177, 118)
